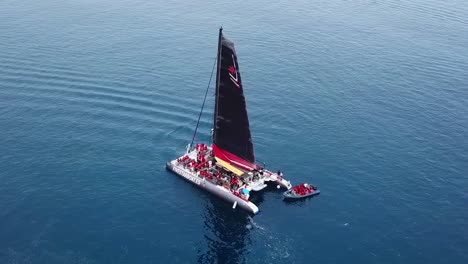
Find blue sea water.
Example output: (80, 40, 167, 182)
(1, 0, 467, 263)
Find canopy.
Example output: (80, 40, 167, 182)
(215, 157, 244, 176)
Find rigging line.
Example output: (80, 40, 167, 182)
(190, 56, 217, 149)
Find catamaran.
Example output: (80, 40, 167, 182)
(166, 28, 292, 214)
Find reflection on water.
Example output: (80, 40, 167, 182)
(282, 193, 321, 207)
(198, 192, 265, 264)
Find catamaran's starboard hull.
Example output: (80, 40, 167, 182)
(165, 161, 260, 214)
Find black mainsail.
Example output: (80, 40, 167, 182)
(213, 28, 255, 164)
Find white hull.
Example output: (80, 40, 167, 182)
(166, 160, 260, 214)
(166, 148, 292, 214)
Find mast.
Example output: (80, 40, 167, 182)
(213, 27, 223, 142)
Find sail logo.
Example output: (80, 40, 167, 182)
(228, 55, 240, 88)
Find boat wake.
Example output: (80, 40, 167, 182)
(247, 216, 265, 230)
(245, 219, 293, 261)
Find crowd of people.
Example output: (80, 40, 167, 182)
(175, 144, 254, 200)
(177, 144, 211, 171)
(176, 146, 240, 189)
(292, 183, 317, 196)
(195, 143, 208, 152)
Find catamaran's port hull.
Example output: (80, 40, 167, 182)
(166, 161, 260, 214)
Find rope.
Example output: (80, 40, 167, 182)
(190, 56, 217, 150)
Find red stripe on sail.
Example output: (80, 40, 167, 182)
(212, 144, 257, 171)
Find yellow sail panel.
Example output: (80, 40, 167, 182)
(215, 157, 244, 176)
